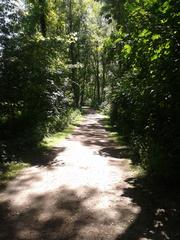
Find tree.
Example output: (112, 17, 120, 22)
(101, 0, 180, 179)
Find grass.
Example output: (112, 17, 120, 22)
(130, 164, 146, 177)
(102, 114, 146, 177)
(39, 110, 84, 150)
(0, 161, 30, 186)
(0, 109, 84, 186)
(40, 125, 76, 149)
(101, 115, 126, 145)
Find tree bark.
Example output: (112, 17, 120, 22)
(69, 0, 80, 108)
(95, 41, 100, 104)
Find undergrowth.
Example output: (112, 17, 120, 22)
(40, 109, 83, 149)
(0, 109, 83, 185)
(0, 161, 30, 186)
(102, 115, 146, 178)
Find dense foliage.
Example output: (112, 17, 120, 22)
(0, 0, 107, 142)
(0, 0, 70, 140)
(101, 0, 180, 179)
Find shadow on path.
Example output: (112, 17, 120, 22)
(0, 111, 180, 240)
(71, 114, 132, 161)
(115, 177, 180, 240)
(0, 187, 98, 240)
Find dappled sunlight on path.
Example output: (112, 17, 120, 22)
(1, 112, 178, 240)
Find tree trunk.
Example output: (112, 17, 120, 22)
(102, 55, 106, 101)
(96, 41, 100, 104)
(68, 0, 80, 108)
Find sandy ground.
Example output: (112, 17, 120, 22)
(0, 111, 179, 240)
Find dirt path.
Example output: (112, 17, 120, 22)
(0, 111, 179, 240)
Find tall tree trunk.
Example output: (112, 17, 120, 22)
(102, 55, 106, 101)
(69, 0, 80, 108)
(96, 41, 100, 104)
(93, 76, 96, 103)
(80, 67, 87, 106)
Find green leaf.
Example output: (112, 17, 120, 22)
(152, 34, 160, 41)
(139, 29, 151, 38)
(123, 44, 132, 55)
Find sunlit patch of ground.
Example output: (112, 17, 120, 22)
(0, 111, 179, 240)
